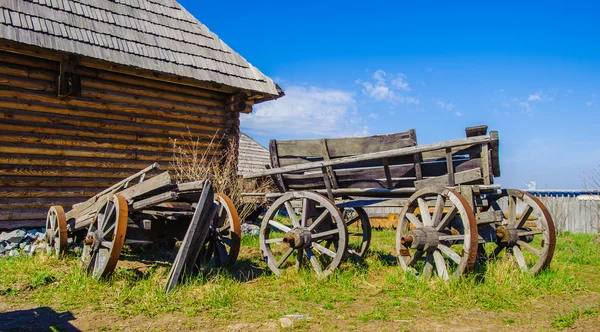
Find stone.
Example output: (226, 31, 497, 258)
(9, 250, 19, 257)
(279, 317, 294, 329)
(27, 229, 37, 235)
(19, 242, 27, 249)
(285, 314, 310, 320)
(6, 243, 18, 250)
(1, 229, 26, 243)
(23, 234, 37, 244)
(0, 244, 6, 255)
(36, 232, 46, 241)
(23, 244, 31, 253)
(241, 223, 260, 236)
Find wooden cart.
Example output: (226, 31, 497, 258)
(44, 165, 241, 291)
(244, 125, 556, 279)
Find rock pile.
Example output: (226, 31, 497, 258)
(241, 223, 260, 236)
(0, 228, 47, 257)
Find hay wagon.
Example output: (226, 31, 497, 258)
(244, 125, 556, 279)
(44, 164, 240, 291)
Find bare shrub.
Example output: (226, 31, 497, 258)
(171, 132, 273, 222)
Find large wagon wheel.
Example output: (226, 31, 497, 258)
(342, 207, 371, 258)
(198, 193, 241, 267)
(259, 191, 348, 277)
(485, 189, 556, 274)
(396, 187, 478, 280)
(45, 206, 68, 255)
(81, 194, 128, 279)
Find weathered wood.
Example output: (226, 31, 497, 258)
(320, 138, 339, 189)
(476, 210, 504, 224)
(0, 219, 46, 230)
(133, 191, 179, 211)
(414, 168, 483, 190)
(481, 142, 491, 185)
(465, 125, 488, 138)
(0, 188, 98, 198)
(269, 139, 287, 192)
(176, 181, 205, 193)
(118, 171, 173, 201)
(490, 131, 500, 177)
(246, 134, 496, 178)
(0, 50, 59, 71)
(446, 147, 455, 186)
(409, 129, 423, 181)
(382, 158, 393, 189)
(0, 155, 176, 171)
(0, 177, 115, 188)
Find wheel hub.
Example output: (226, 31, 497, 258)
(496, 225, 529, 245)
(402, 227, 440, 252)
(283, 227, 312, 249)
(84, 231, 103, 252)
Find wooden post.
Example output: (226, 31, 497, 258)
(320, 139, 339, 189)
(409, 129, 423, 180)
(382, 158, 394, 189)
(445, 148, 455, 186)
(269, 140, 287, 192)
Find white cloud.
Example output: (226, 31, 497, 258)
(518, 101, 533, 113)
(436, 101, 456, 111)
(357, 70, 418, 104)
(527, 93, 542, 101)
(241, 85, 368, 138)
(586, 101, 593, 106)
(367, 113, 379, 119)
(455, 112, 463, 117)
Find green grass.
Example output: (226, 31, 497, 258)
(0, 231, 599, 330)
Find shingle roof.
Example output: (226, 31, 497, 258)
(238, 132, 270, 176)
(0, 0, 280, 97)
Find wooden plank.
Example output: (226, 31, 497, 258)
(409, 129, 423, 180)
(0, 155, 176, 171)
(382, 158, 393, 189)
(0, 219, 46, 230)
(446, 147, 455, 186)
(269, 139, 287, 192)
(247, 134, 495, 179)
(481, 142, 491, 185)
(490, 131, 501, 177)
(414, 168, 483, 190)
(476, 210, 503, 224)
(0, 188, 99, 198)
(275, 131, 415, 158)
(119, 171, 173, 201)
(465, 125, 488, 137)
(133, 191, 179, 211)
(177, 181, 205, 193)
(320, 138, 339, 189)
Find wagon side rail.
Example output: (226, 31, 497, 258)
(244, 132, 499, 199)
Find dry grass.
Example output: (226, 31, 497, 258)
(170, 132, 273, 221)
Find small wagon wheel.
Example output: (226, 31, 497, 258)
(45, 206, 68, 255)
(484, 189, 556, 274)
(259, 191, 348, 277)
(198, 193, 241, 267)
(81, 194, 128, 279)
(342, 207, 372, 258)
(396, 187, 478, 280)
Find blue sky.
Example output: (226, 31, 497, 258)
(181, 0, 600, 189)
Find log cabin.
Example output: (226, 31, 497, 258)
(0, 0, 283, 229)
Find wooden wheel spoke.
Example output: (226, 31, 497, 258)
(438, 244, 461, 264)
(436, 206, 457, 231)
(284, 202, 300, 228)
(300, 198, 309, 227)
(517, 230, 544, 237)
(418, 198, 433, 227)
(276, 248, 295, 268)
(517, 240, 541, 256)
(423, 252, 434, 278)
(100, 241, 113, 249)
(215, 241, 228, 265)
(346, 216, 360, 227)
(216, 233, 233, 247)
(312, 242, 337, 258)
(407, 250, 424, 265)
(265, 238, 284, 244)
(296, 249, 304, 269)
(305, 248, 323, 274)
(217, 223, 231, 233)
(406, 212, 424, 229)
(348, 232, 364, 237)
(431, 196, 445, 226)
(490, 243, 506, 258)
(512, 246, 528, 271)
(268, 219, 291, 233)
(508, 196, 517, 225)
(433, 250, 449, 280)
(438, 234, 464, 241)
(517, 206, 534, 228)
(102, 223, 116, 238)
(312, 228, 339, 240)
(307, 210, 330, 231)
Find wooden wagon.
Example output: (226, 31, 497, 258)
(244, 125, 556, 279)
(44, 164, 240, 291)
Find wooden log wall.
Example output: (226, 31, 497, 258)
(0, 50, 243, 229)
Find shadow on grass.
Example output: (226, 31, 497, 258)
(199, 257, 265, 282)
(0, 307, 79, 331)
